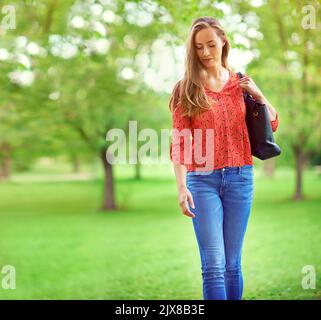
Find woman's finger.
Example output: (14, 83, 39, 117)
(239, 78, 250, 83)
(184, 206, 196, 218)
(187, 192, 195, 209)
(181, 200, 195, 218)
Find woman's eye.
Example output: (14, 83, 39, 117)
(196, 45, 216, 49)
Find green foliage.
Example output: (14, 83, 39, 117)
(0, 0, 320, 177)
(233, 0, 321, 161)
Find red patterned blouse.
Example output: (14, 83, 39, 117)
(169, 69, 279, 172)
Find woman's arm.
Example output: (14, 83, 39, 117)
(169, 102, 195, 217)
(239, 74, 279, 131)
(254, 94, 277, 122)
(173, 163, 188, 191)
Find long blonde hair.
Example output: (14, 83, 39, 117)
(169, 17, 231, 118)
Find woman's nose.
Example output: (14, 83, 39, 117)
(203, 47, 210, 56)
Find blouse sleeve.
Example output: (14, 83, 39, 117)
(270, 112, 279, 132)
(170, 104, 192, 166)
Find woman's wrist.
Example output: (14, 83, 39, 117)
(253, 93, 265, 104)
(177, 184, 187, 192)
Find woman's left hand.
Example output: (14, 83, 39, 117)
(238, 75, 264, 101)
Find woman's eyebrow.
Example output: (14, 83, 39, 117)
(195, 40, 215, 45)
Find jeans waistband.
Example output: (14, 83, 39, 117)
(187, 165, 253, 176)
(215, 165, 253, 173)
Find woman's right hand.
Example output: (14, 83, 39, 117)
(178, 186, 196, 218)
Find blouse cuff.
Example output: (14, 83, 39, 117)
(270, 112, 279, 132)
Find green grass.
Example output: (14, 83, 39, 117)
(0, 165, 320, 300)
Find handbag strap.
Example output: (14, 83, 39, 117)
(236, 71, 248, 100)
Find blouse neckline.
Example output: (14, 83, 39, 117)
(204, 69, 232, 94)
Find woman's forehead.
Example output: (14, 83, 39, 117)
(194, 28, 219, 44)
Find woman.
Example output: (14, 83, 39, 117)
(169, 17, 279, 300)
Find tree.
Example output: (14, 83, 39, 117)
(233, 0, 321, 200)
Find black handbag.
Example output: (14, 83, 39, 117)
(237, 72, 281, 160)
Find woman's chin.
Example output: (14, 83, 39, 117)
(202, 61, 215, 68)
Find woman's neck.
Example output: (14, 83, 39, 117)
(200, 64, 229, 83)
(204, 62, 224, 79)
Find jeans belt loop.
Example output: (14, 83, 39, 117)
(239, 166, 242, 175)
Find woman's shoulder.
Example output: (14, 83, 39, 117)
(227, 66, 237, 77)
(228, 67, 243, 84)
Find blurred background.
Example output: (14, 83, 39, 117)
(0, 0, 320, 299)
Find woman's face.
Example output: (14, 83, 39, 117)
(194, 28, 225, 68)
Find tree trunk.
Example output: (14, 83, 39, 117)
(293, 14, 310, 201)
(263, 158, 275, 177)
(43, 0, 57, 34)
(0, 143, 11, 181)
(100, 149, 116, 210)
(135, 162, 141, 180)
(293, 146, 308, 201)
(71, 154, 80, 173)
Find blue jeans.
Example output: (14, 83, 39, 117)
(186, 165, 254, 300)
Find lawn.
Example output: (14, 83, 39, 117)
(0, 164, 320, 299)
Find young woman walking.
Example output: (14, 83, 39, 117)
(169, 17, 279, 300)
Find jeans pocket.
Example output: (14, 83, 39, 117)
(240, 168, 254, 182)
